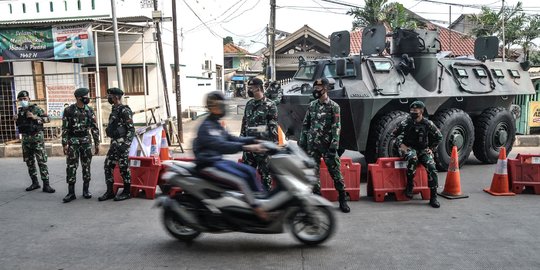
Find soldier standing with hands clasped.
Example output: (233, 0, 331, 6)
(393, 101, 443, 208)
(241, 78, 278, 191)
(298, 78, 350, 213)
(99, 88, 135, 202)
(61, 88, 100, 203)
(14, 90, 55, 193)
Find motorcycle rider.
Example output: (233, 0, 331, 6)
(193, 91, 268, 220)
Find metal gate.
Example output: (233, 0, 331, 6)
(0, 71, 99, 143)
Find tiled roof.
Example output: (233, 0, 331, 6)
(224, 43, 249, 54)
(350, 23, 475, 57)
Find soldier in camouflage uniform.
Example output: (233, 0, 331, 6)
(99, 88, 135, 202)
(298, 78, 350, 213)
(264, 81, 283, 105)
(14, 91, 55, 193)
(241, 78, 278, 191)
(61, 88, 100, 203)
(393, 101, 443, 208)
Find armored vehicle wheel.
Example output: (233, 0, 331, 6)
(432, 109, 475, 171)
(365, 111, 408, 163)
(473, 107, 515, 164)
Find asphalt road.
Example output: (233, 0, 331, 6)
(1, 146, 540, 270)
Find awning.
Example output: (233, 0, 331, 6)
(231, 76, 249, 81)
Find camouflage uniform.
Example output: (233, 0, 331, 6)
(394, 113, 443, 207)
(62, 104, 100, 184)
(16, 103, 52, 191)
(240, 96, 278, 191)
(265, 81, 283, 105)
(104, 104, 135, 185)
(298, 97, 346, 196)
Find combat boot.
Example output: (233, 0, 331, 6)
(429, 187, 440, 208)
(338, 192, 350, 213)
(405, 179, 414, 199)
(82, 182, 92, 199)
(42, 180, 55, 193)
(98, 182, 115, 201)
(114, 183, 131, 201)
(26, 176, 41, 191)
(63, 184, 76, 203)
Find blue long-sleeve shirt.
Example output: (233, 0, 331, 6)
(193, 115, 255, 166)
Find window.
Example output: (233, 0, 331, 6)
(36, 2, 40, 12)
(122, 67, 147, 95)
(224, 57, 233, 69)
(64, 0, 67, 11)
(77, 0, 81, 10)
(294, 65, 317, 80)
(324, 62, 356, 78)
(22, 3, 26, 13)
(50, 1, 54, 12)
(9, 4, 12, 13)
(91, 0, 95, 10)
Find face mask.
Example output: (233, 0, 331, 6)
(217, 103, 227, 118)
(108, 96, 114, 105)
(20, 100, 29, 107)
(410, 112, 420, 119)
(312, 90, 323, 99)
(81, 97, 90, 105)
(248, 90, 254, 98)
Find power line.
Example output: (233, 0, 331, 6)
(181, 0, 222, 38)
(319, 0, 361, 8)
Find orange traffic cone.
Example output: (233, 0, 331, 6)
(484, 147, 515, 196)
(277, 125, 286, 146)
(160, 129, 170, 161)
(150, 135, 159, 157)
(439, 146, 469, 199)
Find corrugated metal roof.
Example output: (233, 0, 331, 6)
(0, 16, 110, 26)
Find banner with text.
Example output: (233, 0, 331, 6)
(0, 24, 94, 61)
(46, 85, 76, 119)
(529, 101, 540, 128)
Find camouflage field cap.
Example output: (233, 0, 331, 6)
(410, 100, 425, 109)
(74, 88, 90, 97)
(313, 78, 329, 87)
(17, 90, 30, 99)
(107, 87, 124, 96)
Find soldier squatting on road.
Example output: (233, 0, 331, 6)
(393, 101, 443, 208)
(99, 88, 135, 202)
(241, 78, 278, 191)
(15, 90, 56, 194)
(299, 78, 350, 213)
(61, 88, 100, 203)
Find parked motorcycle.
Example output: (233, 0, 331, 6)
(155, 142, 336, 246)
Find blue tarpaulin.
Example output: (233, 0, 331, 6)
(231, 76, 248, 81)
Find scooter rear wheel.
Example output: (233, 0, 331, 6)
(163, 210, 201, 241)
(289, 206, 335, 246)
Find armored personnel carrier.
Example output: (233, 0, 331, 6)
(277, 25, 535, 171)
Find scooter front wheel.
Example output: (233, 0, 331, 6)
(288, 206, 335, 246)
(162, 210, 201, 241)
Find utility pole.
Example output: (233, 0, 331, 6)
(501, 0, 506, 62)
(110, 0, 123, 89)
(172, 0, 183, 143)
(449, 5, 452, 54)
(269, 0, 276, 81)
(153, 0, 171, 118)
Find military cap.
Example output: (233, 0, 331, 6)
(313, 78, 329, 87)
(107, 87, 124, 96)
(74, 87, 90, 97)
(410, 100, 425, 109)
(17, 90, 30, 99)
(248, 78, 264, 86)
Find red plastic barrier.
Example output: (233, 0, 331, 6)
(320, 157, 361, 202)
(508, 154, 540, 194)
(113, 156, 162, 199)
(367, 157, 430, 202)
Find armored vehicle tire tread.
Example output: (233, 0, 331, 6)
(365, 111, 409, 163)
(473, 107, 515, 164)
(432, 108, 475, 171)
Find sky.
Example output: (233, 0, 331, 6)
(181, 0, 540, 53)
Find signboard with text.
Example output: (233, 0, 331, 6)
(46, 85, 76, 119)
(529, 101, 540, 128)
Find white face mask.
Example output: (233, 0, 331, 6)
(20, 100, 29, 107)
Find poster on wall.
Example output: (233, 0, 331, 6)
(0, 28, 54, 60)
(46, 85, 76, 119)
(0, 24, 94, 61)
(529, 101, 540, 128)
(52, 24, 95, 60)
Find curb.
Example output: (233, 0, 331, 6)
(514, 135, 540, 147)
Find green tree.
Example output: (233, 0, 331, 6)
(347, 0, 422, 30)
(520, 15, 540, 60)
(529, 51, 540, 65)
(223, 36, 233, 45)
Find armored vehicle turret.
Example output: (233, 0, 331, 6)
(277, 25, 535, 171)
